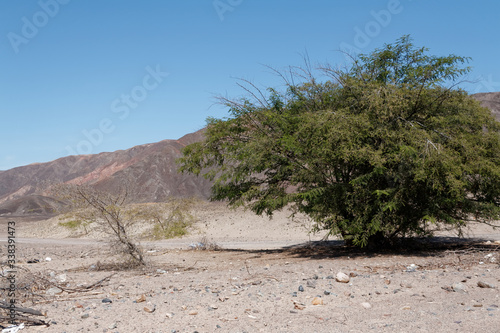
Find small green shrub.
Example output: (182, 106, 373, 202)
(58, 219, 81, 229)
(140, 198, 197, 240)
(58, 215, 92, 234)
(150, 219, 191, 239)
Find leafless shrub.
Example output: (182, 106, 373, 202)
(50, 184, 146, 266)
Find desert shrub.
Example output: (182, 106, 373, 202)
(178, 35, 500, 248)
(51, 184, 146, 266)
(130, 198, 197, 240)
(57, 214, 93, 235)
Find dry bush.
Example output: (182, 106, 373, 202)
(50, 184, 146, 266)
(0, 264, 52, 304)
(129, 198, 198, 240)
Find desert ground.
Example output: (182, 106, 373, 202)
(1, 201, 500, 333)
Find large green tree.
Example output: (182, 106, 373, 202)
(178, 36, 500, 247)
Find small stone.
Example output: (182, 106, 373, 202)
(144, 306, 156, 313)
(307, 280, 317, 288)
(108, 322, 117, 329)
(46, 287, 63, 296)
(292, 301, 305, 310)
(81, 313, 89, 319)
(477, 281, 495, 289)
(406, 264, 417, 272)
(473, 304, 483, 308)
(165, 312, 173, 318)
(361, 302, 372, 309)
(349, 272, 358, 278)
(102, 298, 112, 304)
(298, 285, 304, 292)
(384, 279, 391, 285)
(326, 275, 334, 280)
(452, 283, 467, 293)
(401, 305, 411, 310)
(336, 272, 350, 283)
(188, 310, 198, 315)
(136, 294, 146, 303)
(311, 297, 323, 305)
(210, 304, 218, 310)
(400, 282, 412, 288)
(324, 290, 331, 295)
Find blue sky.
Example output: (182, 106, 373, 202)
(1, 0, 499, 170)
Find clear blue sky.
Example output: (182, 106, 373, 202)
(1, 0, 499, 170)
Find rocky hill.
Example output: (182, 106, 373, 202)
(0, 129, 212, 218)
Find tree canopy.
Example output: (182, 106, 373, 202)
(178, 36, 500, 247)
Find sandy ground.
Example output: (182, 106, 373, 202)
(1, 202, 500, 332)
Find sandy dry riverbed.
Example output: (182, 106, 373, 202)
(1, 202, 500, 332)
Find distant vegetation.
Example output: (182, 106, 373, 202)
(53, 184, 198, 266)
(128, 198, 197, 240)
(179, 35, 500, 248)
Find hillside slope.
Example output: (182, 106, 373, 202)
(0, 130, 211, 217)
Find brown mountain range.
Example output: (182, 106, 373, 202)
(0, 129, 212, 217)
(0, 92, 499, 218)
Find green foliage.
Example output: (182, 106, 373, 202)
(58, 218, 90, 232)
(178, 36, 500, 248)
(58, 209, 94, 235)
(130, 198, 197, 240)
(58, 219, 81, 229)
